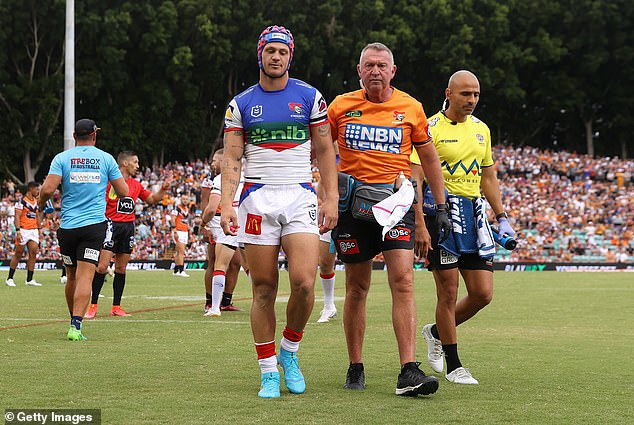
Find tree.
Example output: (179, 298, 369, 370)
(0, 0, 65, 183)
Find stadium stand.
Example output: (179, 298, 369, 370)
(1, 147, 632, 263)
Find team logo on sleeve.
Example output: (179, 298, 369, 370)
(251, 105, 263, 118)
(317, 97, 327, 113)
(476, 134, 485, 144)
(225, 105, 234, 119)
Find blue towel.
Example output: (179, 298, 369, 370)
(439, 195, 495, 259)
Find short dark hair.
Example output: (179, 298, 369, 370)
(27, 181, 39, 190)
(117, 150, 137, 165)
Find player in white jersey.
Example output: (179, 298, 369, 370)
(201, 149, 244, 317)
(220, 25, 338, 398)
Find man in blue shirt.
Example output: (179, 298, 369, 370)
(39, 119, 128, 341)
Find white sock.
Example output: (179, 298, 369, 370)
(211, 271, 225, 312)
(258, 356, 278, 374)
(280, 337, 300, 353)
(320, 272, 336, 310)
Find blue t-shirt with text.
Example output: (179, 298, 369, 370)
(48, 146, 122, 229)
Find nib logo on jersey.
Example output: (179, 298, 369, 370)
(344, 124, 402, 154)
(248, 122, 309, 152)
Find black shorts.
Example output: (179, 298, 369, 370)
(58, 221, 108, 267)
(424, 215, 494, 272)
(103, 220, 135, 254)
(332, 208, 415, 263)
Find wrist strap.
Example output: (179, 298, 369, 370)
(496, 212, 508, 221)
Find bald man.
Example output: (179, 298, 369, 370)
(411, 70, 516, 384)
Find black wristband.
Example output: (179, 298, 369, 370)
(496, 212, 508, 221)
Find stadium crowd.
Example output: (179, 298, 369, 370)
(1, 146, 632, 264)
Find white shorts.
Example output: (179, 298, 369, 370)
(174, 230, 188, 245)
(211, 225, 238, 248)
(18, 228, 39, 245)
(238, 183, 319, 245)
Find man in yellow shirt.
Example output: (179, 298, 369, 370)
(413, 70, 515, 385)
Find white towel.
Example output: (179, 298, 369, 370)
(371, 179, 415, 240)
(474, 197, 496, 258)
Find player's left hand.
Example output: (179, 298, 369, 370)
(498, 218, 515, 237)
(319, 198, 338, 234)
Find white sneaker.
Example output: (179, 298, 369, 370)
(107, 266, 115, 277)
(421, 324, 444, 373)
(25, 280, 42, 287)
(203, 309, 221, 317)
(5, 278, 16, 287)
(60, 276, 67, 284)
(179, 271, 190, 278)
(446, 367, 478, 385)
(317, 307, 337, 323)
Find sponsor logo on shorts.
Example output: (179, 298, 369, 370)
(61, 254, 73, 265)
(338, 239, 360, 255)
(308, 208, 317, 222)
(440, 249, 458, 265)
(385, 227, 410, 241)
(485, 258, 493, 267)
(245, 213, 262, 235)
(84, 248, 100, 262)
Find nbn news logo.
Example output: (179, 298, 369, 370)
(344, 124, 403, 154)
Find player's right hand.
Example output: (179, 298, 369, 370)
(220, 208, 239, 236)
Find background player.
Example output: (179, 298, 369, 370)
(172, 193, 191, 277)
(5, 181, 43, 287)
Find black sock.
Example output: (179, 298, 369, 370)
(206, 292, 213, 305)
(61, 267, 66, 277)
(8, 268, 16, 279)
(71, 315, 83, 331)
(112, 272, 126, 306)
(443, 344, 462, 374)
(431, 323, 440, 340)
(221, 292, 233, 307)
(91, 272, 106, 304)
(26, 270, 34, 282)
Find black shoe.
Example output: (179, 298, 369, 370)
(344, 363, 365, 390)
(395, 362, 438, 396)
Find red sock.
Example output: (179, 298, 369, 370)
(255, 341, 276, 359)
(282, 326, 303, 343)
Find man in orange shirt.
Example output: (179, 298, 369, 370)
(5, 181, 43, 287)
(328, 42, 449, 396)
(172, 193, 191, 277)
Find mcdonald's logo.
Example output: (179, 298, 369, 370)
(245, 213, 262, 235)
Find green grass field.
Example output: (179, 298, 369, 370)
(1, 269, 633, 424)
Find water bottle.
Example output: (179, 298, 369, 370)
(491, 226, 517, 250)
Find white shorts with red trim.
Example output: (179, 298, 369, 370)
(238, 183, 319, 246)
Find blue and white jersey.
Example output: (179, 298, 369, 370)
(48, 146, 122, 229)
(224, 78, 328, 184)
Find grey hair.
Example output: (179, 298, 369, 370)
(359, 42, 394, 66)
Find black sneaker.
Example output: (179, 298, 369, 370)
(395, 362, 438, 396)
(344, 363, 365, 390)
